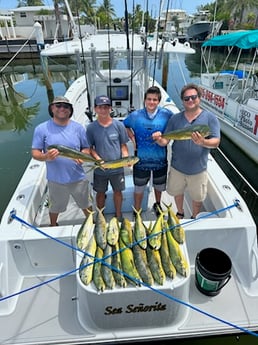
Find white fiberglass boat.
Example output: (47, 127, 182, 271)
(0, 26, 257, 345)
(200, 30, 258, 165)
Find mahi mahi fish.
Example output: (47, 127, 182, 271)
(47, 144, 100, 164)
(100, 156, 139, 169)
(160, 124, 210, 141)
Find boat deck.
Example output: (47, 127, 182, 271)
(1, 154, 258, 344)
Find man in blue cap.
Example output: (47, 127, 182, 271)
(87, 95, 129, 221)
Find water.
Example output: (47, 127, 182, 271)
(0, 50, 257, 344)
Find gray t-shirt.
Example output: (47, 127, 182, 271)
(86, 119, 129, 175)
(165, 109, 220, 175)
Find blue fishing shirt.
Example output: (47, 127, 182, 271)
(123, 107, 173, 170)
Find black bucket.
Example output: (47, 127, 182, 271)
(195, 247, 231, 296)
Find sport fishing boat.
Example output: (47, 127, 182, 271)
(200, 30, 258, 165)
(0, 8, 257, 345)
(187, 10, 222, 41)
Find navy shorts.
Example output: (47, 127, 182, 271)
(93, 172, 125, 193)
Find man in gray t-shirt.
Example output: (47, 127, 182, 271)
(86, 95, 129, 220)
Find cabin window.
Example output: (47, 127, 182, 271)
(20, 12, 27, 18)
(214, 82, 223, 89)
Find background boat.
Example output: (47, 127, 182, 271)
(199, 30, 258, 165)
(187, 10, 222, 41)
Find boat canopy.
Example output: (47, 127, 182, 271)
(202, 30, 258, 49)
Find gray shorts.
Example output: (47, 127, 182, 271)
(167, 167, 208, 202)
(93, 172, 125, 193)
(48, 179, 91, 213)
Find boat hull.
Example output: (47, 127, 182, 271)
(200, 78, 258, 164)
(187, 22, 211, 40)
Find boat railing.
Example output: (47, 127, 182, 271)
(212, 148, 258, 228)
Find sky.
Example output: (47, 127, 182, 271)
(0, 0, 214, 16)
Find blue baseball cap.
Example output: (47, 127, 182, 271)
(94, 95, 111, 106)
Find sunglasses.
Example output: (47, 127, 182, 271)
(183, 94, 199, 102)
(55, 102, 71, 109)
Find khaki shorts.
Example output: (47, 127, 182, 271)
(48, 179, 91, 213)
(167, 167, 208, 202)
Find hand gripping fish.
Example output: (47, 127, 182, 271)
(47, 144, 101, 164)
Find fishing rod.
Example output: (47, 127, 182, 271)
(107, 13, 113, 107)
(124, 0, 131, 69)
(71, 0, 93, 121)
(152, 0, 164, 83)
(158, 0, 171, 69)
(142, 0, 149, 92)
(129, 0, 135, 111)
(144, 0, 149, 51)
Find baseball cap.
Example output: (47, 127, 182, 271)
(94, 95, 111, 106)
(48, 96, 73, 117)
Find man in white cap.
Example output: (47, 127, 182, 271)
(87, 95, 129, 221)
(32, 96, 92, 226)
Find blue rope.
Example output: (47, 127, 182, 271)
(2, 203, 258, 338)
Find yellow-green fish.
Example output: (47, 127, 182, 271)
(133, 207, 147, 250)
(79, 234, 97, 285)
(166, 230, 188, 277)
(160, 124, 210, 141)
(160, 227, 177, 279)
(132, 242, 154, 286)
(163, 203, 185, 244)
(120, 218, 134, 247)
(146, 245, 166, 285)
(94, 207, 107, 250)
(76, 210, 95, 250)
(112, 242, 127, 288)
(47, 144, 100, 164)
(119, 238, 141, 286)
(106, 217, 120, 246)
(148, 208, 165, 250)
(101, 243, 116, 289)
(100, 156, 139, 170)
(93, 246, 106, 292)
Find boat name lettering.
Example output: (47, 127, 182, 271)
(201, 88, 225, 110)
(104, 302, 166, 315)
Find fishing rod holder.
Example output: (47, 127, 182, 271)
(8, 208, 16, 224)
(233, 198, 243, 211)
